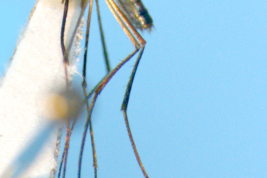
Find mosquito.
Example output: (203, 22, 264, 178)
(59, 0, 153, 177)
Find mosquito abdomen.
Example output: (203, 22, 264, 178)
(132, 0, 153, 31)
(116, 0, 153, 32)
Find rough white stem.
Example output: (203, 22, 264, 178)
(0, 0, 84, 177)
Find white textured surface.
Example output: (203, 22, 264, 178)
(0, 0, 84, 177)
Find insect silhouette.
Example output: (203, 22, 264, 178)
(59, 0, 153, 177)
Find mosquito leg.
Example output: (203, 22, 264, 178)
(84, 32, 148, 178)
(80, 0, 98, 177)
(79, 49, 138, 177)
(57, 134, 66, 178)
(105, 0, 149, 177)
(62, 119, 70, 178)
(63, 115, 83, 178)
(58, 0, 88, 176)
(61, 0, 69, 58)
(78, 93, 98, 178)
(57, 111, 80, 178)
(106, 0, 140, 49)
(92, 47, 148, 178)
(61, 0, 91, 86)
(121, 47, 149, 178)
(81, 2, 113, 174)
(96, 0, 111, 73)
(57, 118, 70, 178)
(57, 152, 64, 178)
(82, 0, 94, 86)
(61, 0, 70, 86)
(85, 73, 111, 100)
(81, 87, 98, 178)
(58, 0, 98, 177)
(107, 0, 146, 46)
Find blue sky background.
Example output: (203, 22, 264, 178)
(1, 1, 267, 178)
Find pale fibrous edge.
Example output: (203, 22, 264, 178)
(0, 0, 85, 177)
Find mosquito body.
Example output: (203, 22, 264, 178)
(59, 0, 153, 178)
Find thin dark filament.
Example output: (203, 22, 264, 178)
(80, 0, 98, 177)
(61, 0, 91, 87)
(61, 0, 70, 87)
(78, 93, 98, 178)
(85, 71, 110, 100)
(79, 49, 138, 178)
(106, 0, 139, 48)
(61, 0, 69, 61)
(103, 1, 149, 177)
(58, 0, 97, 177)
(121, 47, 144, 110)
(57, 115, 80, 178)
(123, 110, 148, 178)
(58, 1, 93, 176)
(62, 119, 70, 178)
(89, 46, 149, 178)
(96, 0, 111, 73)
(121, 47, 149, 178)
(82, 86, 98, 178)
(58, 1, 71, 176)
(108, 0, 145, 46)
(57, 118, 70, 178)
(57, 152, 64, 178)
(64, 0, 89, 56)
(59, 1, 150, 178)
(95, 49, 138, 93)
(82, 0, 94, 82)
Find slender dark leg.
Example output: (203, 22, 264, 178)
(80, 0, 98, 178)
(57, 122, 69, 178)
(78, 93, 98, 178)
(57, 114, 80, 178)
(62, 120, 70, 178)
(61, 0, 69, 64)
(105, 1, 149, 177)
(82, 0, 93, 84)
(96, 0, 111, 73)
(121, 47, 149, 178)
(58, 1, 97, 177)
(61, 0, 149, 177)
(79, 49, 138, 177)
(61, 0, 70, 86)
(57, 1, 70, 177)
